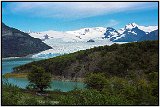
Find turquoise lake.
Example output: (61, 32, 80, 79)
(2, 57, 86, 92)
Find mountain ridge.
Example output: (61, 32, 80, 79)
(2, 23, 52, 58)
(28, 23, 158, 42)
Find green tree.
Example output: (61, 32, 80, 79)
(27, 65, 51, 92)
(84, 73, 106, 91)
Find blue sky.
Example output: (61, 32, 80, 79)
(2, 2, 158, 32)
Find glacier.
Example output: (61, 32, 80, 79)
(32, 39, 127, 58)
(30, 22, 157, 58)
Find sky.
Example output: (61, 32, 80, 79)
(2, 2, 158, 32)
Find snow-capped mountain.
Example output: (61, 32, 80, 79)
(137, 25, 157, 33)
(29, 30, 81, 42)
(104, 27, 120, 41)
(66, 27, 106, 40)
(29, 27, 106, 42)
(29, 22, 158, 43)
(28, 22, 157, 58)
(116, 23, 157, 34)
(104, 23, 158, 42)
(114, 27, 146, 42)
(122, 22, 157, 34)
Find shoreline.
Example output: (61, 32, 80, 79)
(2, 57, 21, 60)
(3, 72, 84, 82)
(2, 53, 42, 60)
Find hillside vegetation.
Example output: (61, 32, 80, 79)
(14, 40, 158, 80)
(3, 40, 159, 105)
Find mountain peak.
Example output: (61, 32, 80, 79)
(106, 27, 115, 31)
(128, 22, 138, 26)
(125, 22, 139, 30)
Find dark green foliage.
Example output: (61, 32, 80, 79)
(22, 97, 40, 105)
(27, 65, 52, 92)
(2, 82, 54, 105)
(57, 89, 133, 105)
(84, 73, 106, 91)
(2, 76, 22, 105)
(2, 83, 22, 105)
(84, 73, 158, 105)
(74, 65, 82, 73)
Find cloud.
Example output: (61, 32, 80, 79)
(5, 2, 158, 19)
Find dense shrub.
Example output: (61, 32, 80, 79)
(2, 84, 22, 105)
(84, 73, 106, 91)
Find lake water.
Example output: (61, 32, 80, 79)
(2, 57, 42, 74)
(2, 57, 86, 92)
(7, 78, 85, 92)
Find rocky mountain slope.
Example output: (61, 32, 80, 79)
(138, 30, 158, 41)
(2, 23, 52, 58)
(104, 23, 158, 42)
